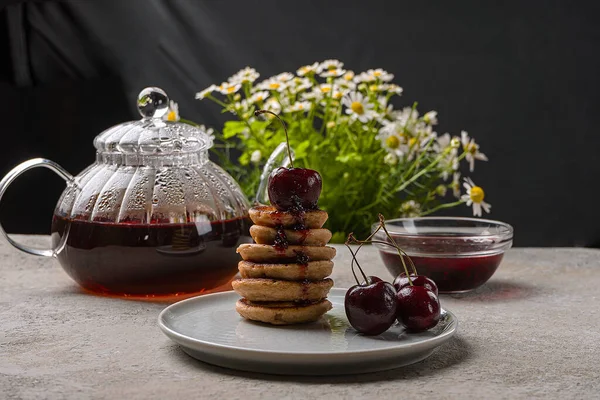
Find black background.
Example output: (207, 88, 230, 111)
(1, 0, 599, 246)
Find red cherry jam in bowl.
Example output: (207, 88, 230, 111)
(372, 217, 513, 293)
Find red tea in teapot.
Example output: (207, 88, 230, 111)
(51, 214, 252, 298)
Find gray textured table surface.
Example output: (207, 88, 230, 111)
(1, 235, 600, 399)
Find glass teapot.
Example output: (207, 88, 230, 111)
(0, 87, 284, 299)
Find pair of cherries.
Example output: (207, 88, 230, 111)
(345, 273, 441, 335)
(343, 215, 441, 336)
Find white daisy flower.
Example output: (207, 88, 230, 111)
(451, 172, 461, 198)
(248, 91, 270, 104)
(376, 96, 394, 119)
(229, 67, 260, 84)
(256, 79, 288, 92)
(405, 134, 435, 161)
(461, 178, 491, 217)
(319, 68, 346, 78)
(334, 79, 356, 93)
(164, 100, 180, 122)
(400, 200, 422, 217)
(264, 98, 282, 114)
(368, 83, 390, 92)
(461, 131, 488, 172)
(296, 62, 319, 76)
(387, 84, 403, 95)
(354, 71, 376, 83)
(217, 82, 242, 95)
(331, 90, 344, 101)
(342, 71, 355, 81)
(288, 77, 312, 94)
(250, 150, 262, 164)
(436, 132, 452, 150)
(286, 101, 311, 113)
(377, 122, 407, 157)
(436, 133, 459, 180)
(318, 83, 333, 94)
(368, 68, 394, 82)
(275, 72, 294, 82)
(342, 91, 376, 123)
(195, 84, 217, 99)
(383, 152, 398, 166)
(423, 111, 438, 125)
(301, 88, 324, 101)
(316, 59, 344, 74)
(393, 106, 419, 130)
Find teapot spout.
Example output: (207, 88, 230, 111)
(255, 142, 295, 205)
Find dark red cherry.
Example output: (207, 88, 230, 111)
(396, 286, 441, 332)
(393, 273, 438, 296)
(345, 281, 397, 336)
(268, 167, 322, 211)
(361, 275, 383, 285)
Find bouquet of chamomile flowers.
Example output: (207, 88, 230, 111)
(188, 60, 490, 241)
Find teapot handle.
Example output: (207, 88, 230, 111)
(255, 142, 295, 205)
(0, 158, 74, 257)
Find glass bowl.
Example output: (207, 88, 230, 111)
(371, 217, 513, 293)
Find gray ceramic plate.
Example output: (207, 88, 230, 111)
(158, 288, 457, 375)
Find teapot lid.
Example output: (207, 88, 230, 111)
(93, 87, 213, 163)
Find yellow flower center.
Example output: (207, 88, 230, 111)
(327, 65, 336, 71)
(321, 86, 331, 93)
(469, 186, 485, 203)
(344, 73, 353, 81)
(373, 71, 382, 77)
(386, 135, 400, 149)
(351, 101, 364, 115)
(369, 84, 379, 91)
(465, 142, 477, 154)
(409, 137, 418, 147)
(226, 86, 237, 94)
(269, 83, 280, 90)
(166, 111, 177, 121)
(297, 104, 304, 110)
(332, 92, 343, 100)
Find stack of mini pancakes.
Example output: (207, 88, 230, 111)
(233, 205, 336, 325)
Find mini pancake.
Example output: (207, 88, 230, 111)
(237, 244, 336, 263)
(249, 206, 328, 229)
(232, 278, 334, 302)
(238, 260, 333, 281)
(244, 300, 323, 308)
(250, 225, 332, 246)
(236, 298, 332, 325)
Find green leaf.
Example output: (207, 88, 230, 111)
(239, 152, 250, 166)
(223, 121, 248, 139)
(293, 140, 311, 160)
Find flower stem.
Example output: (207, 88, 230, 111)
(420, 200, 465, 216)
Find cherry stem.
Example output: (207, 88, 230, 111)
(345, 243, 359, 285)
(378, 214, 414, 285)
(347, 237, 417, 275)
(255, 109, 293, 168)
(344, 241, 367, 285)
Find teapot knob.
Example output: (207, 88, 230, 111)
(137, 87, 169, 119)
